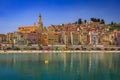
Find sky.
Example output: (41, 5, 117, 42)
(0, 0, 120, 34)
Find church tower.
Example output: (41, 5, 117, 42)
(38, 14, 43, 32)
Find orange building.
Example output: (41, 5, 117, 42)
(18, 25, 38, 34)
(48, 32, 60, 45)
(41, 33, 48, 46)
(18, 15, 43, 34)
(0, 34, 6, 43)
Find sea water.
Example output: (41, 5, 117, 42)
(0, 53, 120, 80)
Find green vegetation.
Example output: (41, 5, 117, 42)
(109, 22, 120, 31)
(24, 46, 31, 50)
(90, 18, 105, 24)
(74, 18, 120, 32)
(74, 18, 105, 24)
(13, 46, 20, 50)
(38, 44, 43, 50)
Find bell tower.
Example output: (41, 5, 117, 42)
(38, 14, 43, 32)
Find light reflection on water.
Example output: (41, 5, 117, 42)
(0, 53, 120, 80)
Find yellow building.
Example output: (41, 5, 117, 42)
(38, 14, 43, 32)
(0, 34, 6, 43)
(48, 32, 60, 45)
(18, 15, 43, 34)
(108, 32, 114, 45)
(6, 33, 13, 44)
(18, 25, 38, 34)
(41, 33, 48, 46)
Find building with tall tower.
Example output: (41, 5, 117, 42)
(18, 15, 43, 34)
(18, 25, 38, 34)
(38, 14, 43, 33)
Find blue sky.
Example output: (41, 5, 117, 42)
(0, 0, 120, 34)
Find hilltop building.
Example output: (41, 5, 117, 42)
(3, 15, 120, 50)
(0, 34, 6, 43)
(18, 14, 43, 34)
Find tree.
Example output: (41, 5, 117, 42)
(110, 21, 114, 25)
(38, 44, 43, 50)
(90, 18, 104, 23)
(100, 19, 105, 24)
(90, 18, 97, 22)
(78, 18, 82, 24)
(97, 18, 100, 22)
(90, 18, 94, 22)
(84, 20, 87, 23)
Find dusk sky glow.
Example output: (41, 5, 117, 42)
(0, 0, 120, 33)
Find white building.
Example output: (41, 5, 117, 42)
(89, 31, 98, 45)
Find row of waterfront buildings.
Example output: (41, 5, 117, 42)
(0, 15, 120, 49)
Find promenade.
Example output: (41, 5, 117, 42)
(0, 50, 120, 54)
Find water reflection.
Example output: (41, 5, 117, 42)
(0, 53, 120, 80)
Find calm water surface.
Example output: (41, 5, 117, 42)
(0, 53, 120, 80)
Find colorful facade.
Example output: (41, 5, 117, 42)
(3, 15, 120, 47)
(18, 26, 38, 34)
(0, 34, 6, 43)
(48, 32, 59, 45)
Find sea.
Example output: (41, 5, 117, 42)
(0, 53, 120, 80)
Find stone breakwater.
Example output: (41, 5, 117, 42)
(0, 50, 120, 53)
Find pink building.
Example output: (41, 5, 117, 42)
(114, 30, 120, 46)
(25, 33, 38, 44)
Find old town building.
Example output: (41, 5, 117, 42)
(6, 32, 13, 44)
(88, 31, 98, 45)
(48, 32, 60, 45)
(18, 15, 43, 34)
(0, 34, 6, 43)
(3, 15, 120, 48)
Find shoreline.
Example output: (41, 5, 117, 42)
(0, 50, 120, 54)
